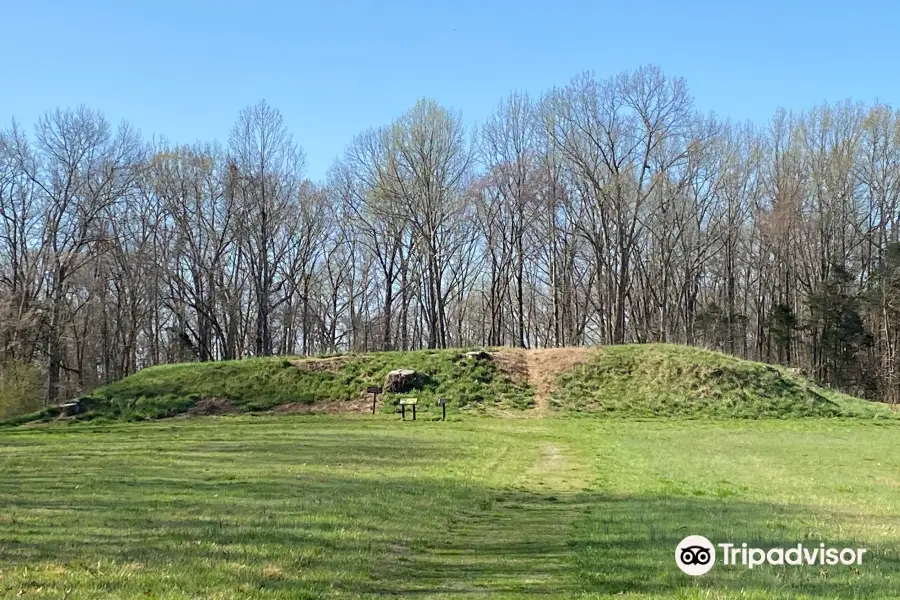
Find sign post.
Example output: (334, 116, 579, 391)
(399, 398, 418, 420)
(366, 386, 382, 414)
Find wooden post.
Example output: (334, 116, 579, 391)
(412, 403, 416, 421)
(367, 386, 382, 415)
(438, 397, 447, 421)
(401, 403, 406, 420)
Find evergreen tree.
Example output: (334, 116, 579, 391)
(768, 303, 797, 365)
(807, 265, 870, 390)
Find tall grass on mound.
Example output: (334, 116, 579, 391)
(550, 343, 896, 419)
(62, 349, 534, 422)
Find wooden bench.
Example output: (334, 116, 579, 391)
(398, 397, 418, 421)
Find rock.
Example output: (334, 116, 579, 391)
(58, 401, 81, 417)
(384, 369, 420, 393)
(465, 350, 492, 361)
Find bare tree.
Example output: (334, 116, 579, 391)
(388, 99, 474, 348)
(228, 101, 306, 356)
(11, 108, 141, 403)
(481, 91, 540, 347)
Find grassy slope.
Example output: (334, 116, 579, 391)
(43, 349, 534, 423)
(2, 416, 900, 599)
(6, 343, 894, 426)
(551, 344, 896, 419)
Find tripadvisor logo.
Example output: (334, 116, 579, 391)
(675, 535, 868, 576)
(676, 535, 716, 575)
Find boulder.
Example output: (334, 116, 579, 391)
(58, 400, 81, 417)
(465, 350, 492, 361)
(384, 369, 420, 393)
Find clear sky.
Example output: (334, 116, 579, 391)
(2, 0, 898, 181)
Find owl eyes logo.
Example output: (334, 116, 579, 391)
(680, 545, 712, 565)
(676, 536, 716, 575)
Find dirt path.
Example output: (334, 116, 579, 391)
(393, 440, 594, 597)
(494, 347, 594, 413)
(528, 442, 579, 488)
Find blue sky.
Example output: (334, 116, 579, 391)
(2, 0, 898, 181)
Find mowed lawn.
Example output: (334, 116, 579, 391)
(2, 417, 900, 599)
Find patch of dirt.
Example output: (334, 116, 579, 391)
(289, 356, 351, 372)
(492, 350, 529, 384)
(542, 443, 563, 469)
(493, 347, 596, 412)
(271, 398, 371, 414)
(525, 441, 593, 492)
(188, 397, 241, 416)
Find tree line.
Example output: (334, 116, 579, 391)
(3, 64, 900, 413)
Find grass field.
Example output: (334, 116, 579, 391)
(3, 415, 900, 599)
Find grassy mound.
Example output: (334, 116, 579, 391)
(6, 343, 894, 426)
(32, 349, 533, 423)
(550, 344, 896, 419)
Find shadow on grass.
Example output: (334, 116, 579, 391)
(358, 490, 900, 598)
(2, 469, 898, 598)
(567, 494, 898, 598)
